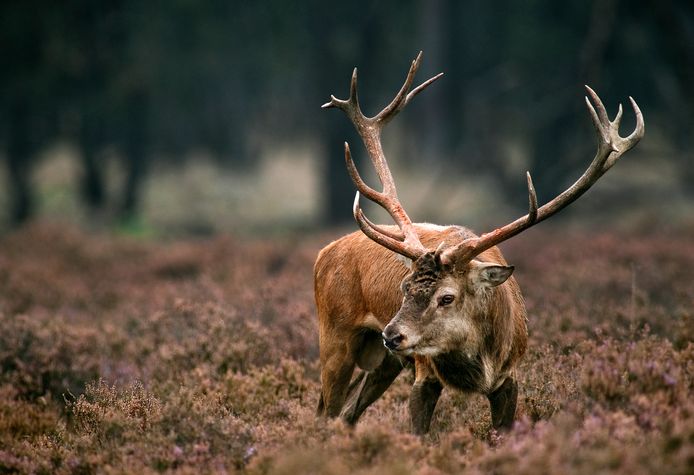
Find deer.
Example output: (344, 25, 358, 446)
(314, 52, 644, 434)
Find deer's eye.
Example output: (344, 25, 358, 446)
(438, 294, 455, 306)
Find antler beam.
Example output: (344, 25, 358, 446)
(442, 85, 645, 264)
(322, 52, 443, 260)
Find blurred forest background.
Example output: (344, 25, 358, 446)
(1, 0, 693, 236)
(2, 3, 694, 472)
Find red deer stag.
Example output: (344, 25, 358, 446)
(315, 52, 644, 434)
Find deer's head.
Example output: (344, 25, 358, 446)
(382, 248, 512, 355)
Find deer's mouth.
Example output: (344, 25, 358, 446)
(386, 345, 415, 356)
(382, 333, 421, 355)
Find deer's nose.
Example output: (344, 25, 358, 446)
(382, 329, 405, 350)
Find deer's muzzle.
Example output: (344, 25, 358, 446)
(382, 325, 405, 350)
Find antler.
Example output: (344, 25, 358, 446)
(441, 85, 645, 265)
(322, 51, 443, 260)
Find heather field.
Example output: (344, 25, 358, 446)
(1, 222, 693, 474)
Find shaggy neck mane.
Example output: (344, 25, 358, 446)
(472, 283, 516, 364)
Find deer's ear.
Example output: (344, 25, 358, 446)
(469, 260, 514, 288)
(394, 253, 413, 269)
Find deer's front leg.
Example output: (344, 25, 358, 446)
(487, 377, 518, 430)
(409, 356, 443, 435)
(341, 351, 403, 425)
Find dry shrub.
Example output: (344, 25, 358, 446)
(225, 358, 311, 417)
(581, 333, 690, 411)
(69, 380, 162, 444)
(135, 300, 282, 380)
(517, 344, 583, 422)
(1, 223, 693, 474)
(0, 386, 62, 440)
(0, 313, 102, 399)
(1, 379, 257, 473)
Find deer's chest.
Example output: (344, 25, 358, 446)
(431, 351, 486, 393)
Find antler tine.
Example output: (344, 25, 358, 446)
(408, 72, 445, 104)
(350, 67, 359, 105)
(322, 68, 363, 120)
(343, 141, 412, 241)
(526, 172, 538, 222)
(585, 85, 610, 131)
(613, 103, 624, 130)
(445, 86, 645, 264)
(353, 192, 406, 243)
(626, 96, 645, 146)
(344, 142, 381, 203)
(373, 52, 420, 125)
(376, 51, 444, 125)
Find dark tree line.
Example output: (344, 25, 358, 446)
(1, 0, 692, 227)
(1, 1, 150, 223)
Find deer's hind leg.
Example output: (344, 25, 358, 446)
(317, 324, 357, 418)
